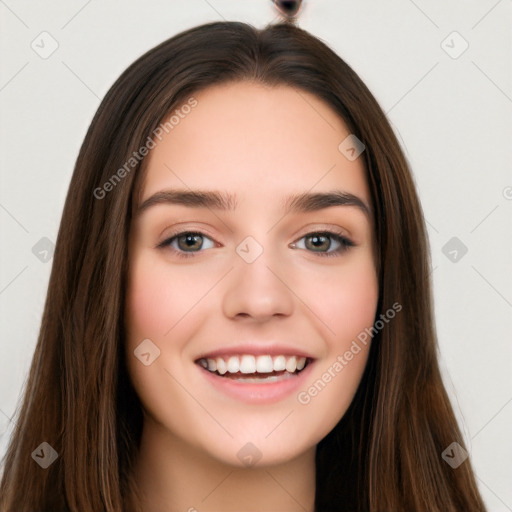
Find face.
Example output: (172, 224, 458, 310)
(125, 81, 379, 467)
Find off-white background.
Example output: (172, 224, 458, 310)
(1, 1, 511, 510)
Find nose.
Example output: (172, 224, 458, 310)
(221, 241, 295, 323)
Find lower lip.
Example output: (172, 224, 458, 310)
(197, 361, 315, 404)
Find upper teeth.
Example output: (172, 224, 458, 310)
(198, 355, 307, 375)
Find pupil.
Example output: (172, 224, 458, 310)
(309, 234, 328, 251)
(181, 234, 201, 250)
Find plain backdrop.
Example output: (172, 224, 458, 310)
(1, 1, 511, 510)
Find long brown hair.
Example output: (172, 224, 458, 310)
(0, 21, 487, 512)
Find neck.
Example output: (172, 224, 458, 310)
(133, 416, 316, 512)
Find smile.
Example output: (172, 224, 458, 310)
(197, 354, 308, 378)
(195, 353, 315, 403)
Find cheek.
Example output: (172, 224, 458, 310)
(334, 268, 378, 337)
(126, 266, 165, 345)
(126, 276, 159, 341)
(311, 254, 379, 343)
(294, 254, 378, 433)
(124, 251, 205, 433)
(125, 251, 197, 344)
(124, 249, 214, 397)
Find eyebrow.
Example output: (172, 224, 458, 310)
(136, 189, 371, 218)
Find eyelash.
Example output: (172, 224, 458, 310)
(157, 229, 355, 259)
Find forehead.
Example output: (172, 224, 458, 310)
(139, 81, 370, 208)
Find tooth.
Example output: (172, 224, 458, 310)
(256, 355, 273, 373)
(204, 354, 306, 375)
(227, 356, 240, 373)
(285, 356, 297, 372)
(216, 357, 227, 375)
(240, 355, 256, 374)
(273, 355, 286, 372)
(235, 375, 282, 383)
(273, 355, 287, 371)
(232, 374, 294, 383)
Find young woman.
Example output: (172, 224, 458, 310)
(0, 20, 487, 512)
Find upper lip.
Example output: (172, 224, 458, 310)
(194, 343, 315, 362)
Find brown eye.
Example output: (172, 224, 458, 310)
(305, 233, 331, 252)
(176, 233, 204, 251)
(291, 231, 354, 257)
(158, 231, 215, 258)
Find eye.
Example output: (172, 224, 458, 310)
(157, 231, 216, 258)
(290, 231, 354, 257)
(157, 229, 355, 259)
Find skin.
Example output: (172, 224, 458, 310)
(125, 81, 379, 512)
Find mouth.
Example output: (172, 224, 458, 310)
(195, 354, 312, 383)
